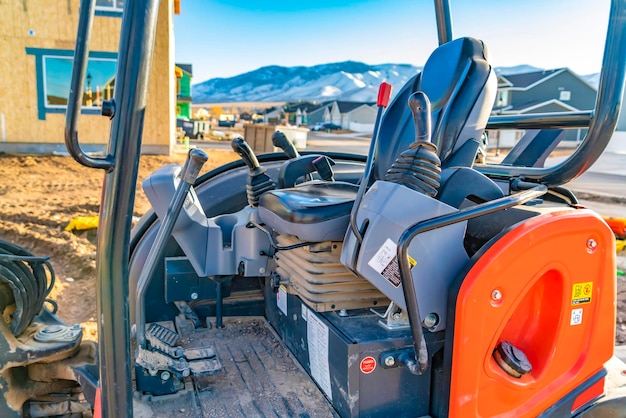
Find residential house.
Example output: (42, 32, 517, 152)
(281, 102, 327, 126)
(308, 102, 341, 126)
(281, 100, 378, 132)
(306, 101, 376, 132)
(263, 107, 282, 124)
(175, 63, 193, 119)
(0, 0, 176, 154)
(336, 101, 376, 132)
(490, 68, 597, 148)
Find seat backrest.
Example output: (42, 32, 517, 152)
(373, 37, 496, 181)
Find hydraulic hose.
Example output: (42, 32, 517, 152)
(0, 239, 55, 336)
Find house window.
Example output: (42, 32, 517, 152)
(26, 48, 118, 120)
(496, 90, 509, 109)
(559, 90, 571, 101)
(95, 0, 124, 16)
(44, 57, 117, 108)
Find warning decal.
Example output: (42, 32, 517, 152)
(571, 282, 593, 305)
(360, 356, 377, 374)
(277, 285, 287, 315)
(308, 311, 332, 400)
(368, 239, 416, 288)
(570, 308, 583, 326)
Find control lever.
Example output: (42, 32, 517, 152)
(408, 91, 432, 143)
(231, 136, 275, 207)
(384, 92, 441, 197)
(348, 82, 392, 245)
(231, 135, 261, 171)
(272, 131, 300, 159)
(136, 148, 209, 350)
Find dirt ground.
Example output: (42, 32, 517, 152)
(0, 150, 238, 341)
(0, 151, 625, 344)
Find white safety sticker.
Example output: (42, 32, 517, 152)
(277, 285, 287, 316)
(301, 303, 308, 321)
(570, 308, 583, 326)
(368, 238, 397, 274)
(368, 238, 415, 288)
(308, 312, 332, 400)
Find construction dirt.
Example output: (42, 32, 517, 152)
(0, 151, 625, 345)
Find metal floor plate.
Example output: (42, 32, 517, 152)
(133, 317, 338, 418)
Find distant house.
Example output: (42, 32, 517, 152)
(175, 63, 193, 119)
(305, 100, 376, 132)
(277, 100, 378, 132)
(336, 101, 376, 132)
(263, 107, 282, 124)
(284, 102, 320, 126)
(490, 68, 597, 147)
(308, 102, 341, 126)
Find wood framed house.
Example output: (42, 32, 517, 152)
(0, 0, 176, 154)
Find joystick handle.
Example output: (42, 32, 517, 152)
(180, 148, 209, 185)
(231, 136, 260, 172)
(408, 92, 432, 143)
(272, 131, 300, 159)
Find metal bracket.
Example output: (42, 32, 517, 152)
(373, 301, 410, 330)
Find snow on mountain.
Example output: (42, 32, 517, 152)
(494, 65, 542, 75)
(192, 62, 419, 104)
(192, 62, 595, 104)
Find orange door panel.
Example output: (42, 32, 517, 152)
(449, 208, 616, 417)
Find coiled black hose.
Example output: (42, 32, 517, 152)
(0, 239, 55, 336)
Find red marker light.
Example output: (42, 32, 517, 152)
(377, 82, 392, 108)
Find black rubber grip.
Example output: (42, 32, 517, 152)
(231, 136, 260, 171)
(272, 131, 300, 159)
(408, 92, 432, 143)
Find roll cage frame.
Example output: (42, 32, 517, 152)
(64, 0, 626, 416)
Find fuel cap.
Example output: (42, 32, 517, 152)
(493, 341, 532, 378)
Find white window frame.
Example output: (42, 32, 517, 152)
(95, 0, 124, 13)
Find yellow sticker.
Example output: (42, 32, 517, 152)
(571, 282, 593, 305)
(408, 255, 417, 268)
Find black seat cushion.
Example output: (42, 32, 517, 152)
(259, 182, 357, 224)
(258, 182, 358, 242)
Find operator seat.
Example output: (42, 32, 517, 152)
(258, 37, 497, 242)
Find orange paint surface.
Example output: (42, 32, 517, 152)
(449, 208, 615, 417)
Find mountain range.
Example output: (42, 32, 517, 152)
(192, 61, 599, 104)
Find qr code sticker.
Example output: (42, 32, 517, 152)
(570, 308, 583, 326)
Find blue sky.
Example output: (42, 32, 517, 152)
(174, 0, 611, 83)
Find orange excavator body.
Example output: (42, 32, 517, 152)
(450, 208, 616, 417)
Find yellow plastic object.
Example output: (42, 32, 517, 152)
(617, 239, 625, 253)
(65, 216, 99, 232)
